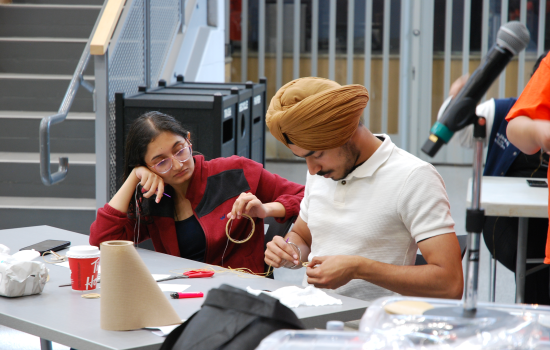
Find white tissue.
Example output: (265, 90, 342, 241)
(11, 249, 40, 262)
(0, 244, 11, 262)
(247, 285, 342, 308)
(0, 246, 48, 297)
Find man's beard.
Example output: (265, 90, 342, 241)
(317, 141, 360, 181)
(338, 142, 361, 180)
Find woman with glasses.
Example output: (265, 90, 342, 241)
(90, 111, 305, 273)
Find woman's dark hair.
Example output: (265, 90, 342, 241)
(123, 111, 190, 218)
(123, 111, 190, 181)
(532, 52, 548, 77)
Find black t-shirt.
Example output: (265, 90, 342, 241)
(175, 215, 206, 262)
(506, 151, 548, 178)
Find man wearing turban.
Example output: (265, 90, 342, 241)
(265, 77, 463, 301)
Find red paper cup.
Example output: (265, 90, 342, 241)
(66, 245, 100, 291)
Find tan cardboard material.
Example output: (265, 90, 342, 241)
(100, 240, 181, 331)
(384, 301, 434, 315)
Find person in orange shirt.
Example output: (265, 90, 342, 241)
(506, 53, 550, 266)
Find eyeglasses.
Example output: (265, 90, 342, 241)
(148, 144, 192, 174)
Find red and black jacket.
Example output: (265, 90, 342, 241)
(90, 155, 304, 273)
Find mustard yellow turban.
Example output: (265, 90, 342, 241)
(266, 77, 369, 150)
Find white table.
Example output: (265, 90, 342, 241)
(0, 226, 370, 350)
(467, 176, 548, 303)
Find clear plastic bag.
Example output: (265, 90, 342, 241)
(359, 296, 550, 349)
(256, 330, 373, 350)
(257, 296, 550, 350)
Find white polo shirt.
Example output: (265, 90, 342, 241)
(300, 135, 455, 301)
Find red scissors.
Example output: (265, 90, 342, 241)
(156, 270, 214, 282)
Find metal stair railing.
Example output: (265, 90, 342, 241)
(93, 0, 183, 206)
(40, 0, 184, 196)
(38, 2, 109, 186)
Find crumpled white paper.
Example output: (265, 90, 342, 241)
(0, 244, 48, 297)
(247, 285, 342, 308)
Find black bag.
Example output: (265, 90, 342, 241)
(160, 284, 305, 350)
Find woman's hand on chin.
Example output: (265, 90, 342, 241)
(133, 166, 165, 203)
(227, 192, 267, 219)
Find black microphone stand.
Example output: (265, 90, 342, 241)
(425, 116, 507, 318)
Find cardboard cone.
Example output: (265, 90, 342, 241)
(100, 240, 182, 331)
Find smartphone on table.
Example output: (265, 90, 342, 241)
(19, 240, 71, 255)
(526, 179, 548, 188)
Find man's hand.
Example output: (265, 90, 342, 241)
(305, 255, 360, 289)
(265, 236, 301, 268)
(264, 217, 312, 269)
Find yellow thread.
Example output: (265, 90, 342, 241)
(169, 264, 273, 278)
(226, 265, 273, 278)
(81, 293, 101, 299)
(286, 242, 309, 268)
(41, 250, 67, 265)
(167, 214, 274, 278)
(225, 214, 255, 243)
(223, 213, 272, 277)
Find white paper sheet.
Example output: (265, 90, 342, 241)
(145, 322, 185, 336)
(57, 261, 70, 268)
(157, 284, 191, 293)
(247, 285, 342, 308)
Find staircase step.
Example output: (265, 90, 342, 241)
(0, 38, 93, 75)
(0, 74, 94, 112)
(0, 152, 95, 164)
(0, 2, 103, 236)
(13, 0, 105, 5)
(0, 152, 95, 198)
(0, 111, 95, 153)
(0, 4, 101, 38)
(0, 196, 95, 210)
(0, 197, 96, 235)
